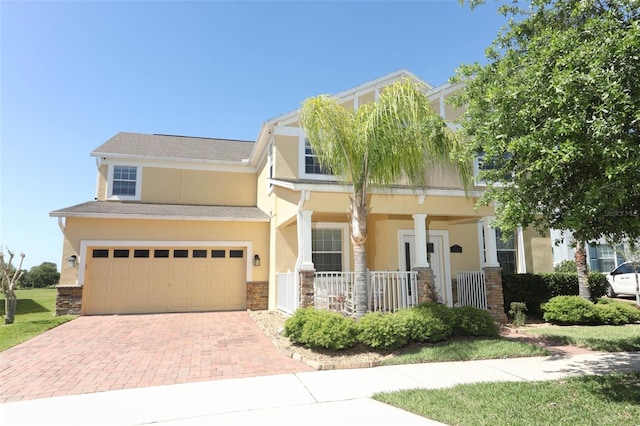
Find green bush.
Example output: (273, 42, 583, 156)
(396, 304, 452, 343)
(283, 306, 318, 344)
(596, 299, 640, 324)
(587, 272, 609, 301)
(554, 260, 576, 273)
(508, 302, 527, 327)
(449, 305, 499, 337)
(542, 296, 599, 325)
(594, 303, 630, 325)
(299, 309, 359, 350)
(357, 311, 409, 349)
(502, 273, 549, 318)
(541, 273, 578, 298)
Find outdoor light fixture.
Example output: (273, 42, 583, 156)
(253, 254, 261, 267)
(67, 255, 78, 268)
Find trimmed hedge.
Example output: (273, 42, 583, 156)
(542, 296, 640, 325)
(283, 304, 498, 351)
(503, 272, 610, 318)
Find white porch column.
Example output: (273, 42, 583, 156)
(300, 210, 314, 269)
(483, 216, 500, 267)
(517, 226, 527, 273)
(412, 214, 429, 268)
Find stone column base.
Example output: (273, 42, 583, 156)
(483, 266, 508, 323)
(299, 268, 316, 308)
(56, 286, 83, 316)
(246, 281, 268, 310)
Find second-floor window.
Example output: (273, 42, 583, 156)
(304, 139, 331, 175)
(110, 165, 140, 199)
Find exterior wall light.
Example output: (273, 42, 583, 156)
(67, 255, 78, 268)
(253, 254, 261, 267)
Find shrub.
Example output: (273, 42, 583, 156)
(357, 311, 409, 349)
(449, 305, 499, 337)
(299, 309, 358, 350)
(542, 296, 598, 325)
(508, 302, 527, 327)
(596, 299, 640, 324)
(396, 304, 452, 343)
(541, 273, 578, 298)
(502, 273, 549, 318)
(283, 306, 318, 344)
(554, 260, 576, 273)
(587, 272, 609, 301)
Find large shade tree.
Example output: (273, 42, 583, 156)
(454, 0, 640, 297)
(300, 78, 472, 318)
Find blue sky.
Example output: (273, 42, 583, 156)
(1, 0, 507, 270)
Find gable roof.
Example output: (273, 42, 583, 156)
(92, 132, 255, 164)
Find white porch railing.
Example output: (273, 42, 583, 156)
(456, 271, 487, 310)
(277, 270, 421, 316)
(315, 271, 418, 315)
(314, 272, 356, 316)
(369, 271, 418, 313)
(276, 271, 297, 314)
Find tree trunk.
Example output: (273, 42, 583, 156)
(4, 289, 17, 325)
(351, 191, 369, 318)
(575, 240, 591, 300)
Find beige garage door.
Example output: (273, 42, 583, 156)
(83, 246, 247, 315)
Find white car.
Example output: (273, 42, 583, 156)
(606, 262, 640, 297)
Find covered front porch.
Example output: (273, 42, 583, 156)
(274, 201, 509, 322)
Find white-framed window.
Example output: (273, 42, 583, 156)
(588, 244, 624, 272)
(108, 165, 141, 200)
(478, 222, 517, 273)
(300, 137, 334, 180)
(495, 228, 517, 274)
(474, 153, 512, 187)
(312, 223, 349, 272)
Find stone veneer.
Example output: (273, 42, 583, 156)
(414, 266, 437, 304)
(299, 268, 316, 308)
(56, 286, 83, 316)
(483, 266, 508, 323)
(246, 281, 268, 310)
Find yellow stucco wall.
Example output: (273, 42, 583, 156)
(96, 164, 108, 199)
(523, 227, 554, 273)
(59, 217, 270, 285)
(274, 135, 298, 180)
(140, 168, 256, 206)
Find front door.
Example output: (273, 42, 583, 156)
(400, 231, 452, 306)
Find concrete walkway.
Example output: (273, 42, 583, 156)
(3, 351, 639, 425)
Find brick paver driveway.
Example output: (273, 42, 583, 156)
(0, 311, 312, 403)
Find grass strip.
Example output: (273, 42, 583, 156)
(374, 372, 640, 426)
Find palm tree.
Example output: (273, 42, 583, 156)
(300, 78, 472, 318)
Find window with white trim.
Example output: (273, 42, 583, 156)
(480, 225, 517, 273)
(304, 139, 331, 175)
(588, 244, 622, 272)
(495, 228, 517, 274)
(109, 165, 140, 200)
(312, 228, 343, 272)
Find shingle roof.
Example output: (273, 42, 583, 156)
(91, 132, 255, 163)
(50, 201, 270, 221)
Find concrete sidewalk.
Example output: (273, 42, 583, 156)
(2, 352, 639, 425)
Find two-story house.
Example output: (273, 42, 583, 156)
(51, 69, 554, 320)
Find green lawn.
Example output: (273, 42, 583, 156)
(522, 324, 640, 352)
(373, 372, 640, 426)
(0, 288, 76, 351)
(381, 337, 549, 365)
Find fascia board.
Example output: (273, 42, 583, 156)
(49, 211, 270, 222)
(95, 155, 256, 173)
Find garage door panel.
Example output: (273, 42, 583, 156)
(84, 246, 247, 315)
